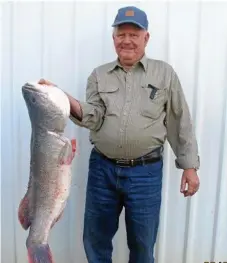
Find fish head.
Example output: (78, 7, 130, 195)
(22, 82, 70, 132)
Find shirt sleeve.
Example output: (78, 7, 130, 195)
(166, 69, 200, 170)
(69, 69, 106, 131)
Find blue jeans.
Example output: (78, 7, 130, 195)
(83, 148, 163, 263)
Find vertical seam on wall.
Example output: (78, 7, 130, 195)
(182, 2, 202, 263)
(210, 39, 227, 261)
(41, 2, 44, 77)
(10, 2, 17, 263)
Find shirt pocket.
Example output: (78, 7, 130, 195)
(139, 83, 168, 119)
(97, 81, 120, 114)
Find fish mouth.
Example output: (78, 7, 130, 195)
(22, 82, 48, 94)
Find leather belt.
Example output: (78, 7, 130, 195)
(94, 146, 163, 167)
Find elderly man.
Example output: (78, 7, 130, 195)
(40, 6, 200, 263)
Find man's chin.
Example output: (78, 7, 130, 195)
(120, 55, 134, 63)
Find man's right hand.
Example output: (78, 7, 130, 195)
(38, 78, 57, 86)
(38, 78, 82, 120)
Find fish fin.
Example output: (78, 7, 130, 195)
(18, 195, 31, 230)
(50, 209, 64, 229)
(59, 138, 76, 165)
(55, 213, 62, 223)
(27, 244, 53, 263)
(55, 206, 65, 223)
(71, 139, 76, 159)
(71, 139, 76, 153)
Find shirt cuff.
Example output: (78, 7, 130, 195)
(69, 101, 93, 127)
(175, 155, 200, 170)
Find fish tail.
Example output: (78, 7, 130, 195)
(18, 196, 31, 230)
(27, 244, 53, 263)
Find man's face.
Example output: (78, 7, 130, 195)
(113, 23, 149, 67)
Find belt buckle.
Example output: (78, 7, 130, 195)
(116, 159, 134, 167)
(116, 159, 127, 167)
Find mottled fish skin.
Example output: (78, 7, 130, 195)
(18, 82, 76, 263)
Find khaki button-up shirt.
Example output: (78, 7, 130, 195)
(70, 55, 200, 170)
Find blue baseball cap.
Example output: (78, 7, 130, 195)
(112, 6, 148, 30)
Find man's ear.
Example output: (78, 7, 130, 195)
(145, 31, 150, 46)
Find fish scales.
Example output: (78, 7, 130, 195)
(18, 82, 76, 263)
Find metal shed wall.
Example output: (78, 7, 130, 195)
(1, 1, 227, 263)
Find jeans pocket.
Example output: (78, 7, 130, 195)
(88, 149, 109, 189)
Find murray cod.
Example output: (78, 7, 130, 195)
(18, 81, 76, 263)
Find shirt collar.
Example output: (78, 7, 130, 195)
(139, 54, 148, 71)
(107, 54, 148, 73)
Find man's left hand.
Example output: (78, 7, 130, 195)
(180, 169, 200, 197)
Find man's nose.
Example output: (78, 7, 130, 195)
(122, 35, 131, 44)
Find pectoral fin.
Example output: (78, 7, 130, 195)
(58, 138, 76, 165)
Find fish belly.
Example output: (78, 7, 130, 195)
(21, 132, 75, 263)
(27, 133, 73, 245)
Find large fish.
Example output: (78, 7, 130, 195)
(18, 82, 76, 263)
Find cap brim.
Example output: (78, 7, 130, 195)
(112, 20, 146, 30)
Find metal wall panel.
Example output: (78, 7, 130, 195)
(1, 1, 227, 263)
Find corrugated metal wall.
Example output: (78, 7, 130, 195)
(1, 1, 227, 263)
